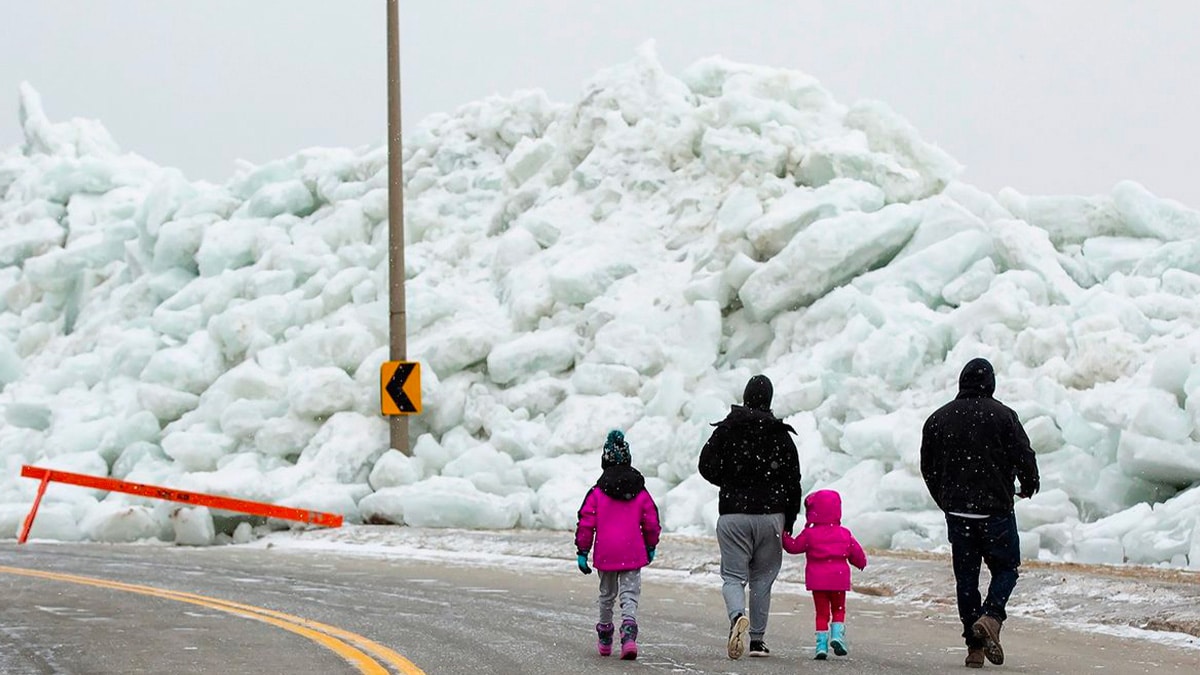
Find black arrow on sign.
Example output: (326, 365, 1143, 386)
(385, 362, 418, 413)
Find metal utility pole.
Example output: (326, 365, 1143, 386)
(386, 0, 409, 455)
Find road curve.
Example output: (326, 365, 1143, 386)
(0, 563, 419, 674)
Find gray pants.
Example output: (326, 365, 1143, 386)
(597, 569, 641, 625)
(716, 512, 784, 641)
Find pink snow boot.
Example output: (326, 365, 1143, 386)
(619, 619, 638, 660)
(595, 622, 614, 656)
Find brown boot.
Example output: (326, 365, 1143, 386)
(965, 646, 985, 668)
(971, 615, 1004, 665)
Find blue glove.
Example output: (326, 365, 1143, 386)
(647, 548, 656, 563)
(577, 553, 592, 575)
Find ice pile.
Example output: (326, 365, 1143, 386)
(2, 45, 1199, 567)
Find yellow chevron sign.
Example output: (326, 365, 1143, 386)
(380, 361, 421, 415)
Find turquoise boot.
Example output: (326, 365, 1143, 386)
(830, 622, 848, 656)
(814, 631, 829, 660)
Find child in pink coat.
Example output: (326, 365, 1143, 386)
(782, 489, 868, 660)
(574, 430, 662, 661)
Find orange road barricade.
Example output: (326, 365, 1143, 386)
(18, 465, 343, 544)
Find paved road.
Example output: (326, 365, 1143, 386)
(1, 542, 1196, 674)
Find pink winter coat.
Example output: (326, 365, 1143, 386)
(574, 466, 662, 572)
(782, 489, 867, 591)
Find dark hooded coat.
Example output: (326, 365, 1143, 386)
(920, 358, 1040, 516)
(698, 375, 804, 531)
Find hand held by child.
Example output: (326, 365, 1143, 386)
(577, 552, 592, 575)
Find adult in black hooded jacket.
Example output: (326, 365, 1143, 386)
(920, 357, 1039, 668)
(698, 374, 802, 660)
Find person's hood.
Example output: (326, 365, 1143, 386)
(711, 374, 798, 432)
(596, 464, 645, 501)
(804, 489, 842, 526)
(743, 374, 773, 411)
(956, 358, 996, 398)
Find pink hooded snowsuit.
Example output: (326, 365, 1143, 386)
(782, 489, 867, 591)
(574, 466, 662, 572)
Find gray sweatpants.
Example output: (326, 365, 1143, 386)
(597, 569, 642, 625)
(716, 512, 784, 641)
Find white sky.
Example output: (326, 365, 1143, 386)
(3, 0, 1199, 206)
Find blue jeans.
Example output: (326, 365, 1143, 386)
(946, 512, 1020, 647)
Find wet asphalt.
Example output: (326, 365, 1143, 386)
(0, 541, 1196, 674)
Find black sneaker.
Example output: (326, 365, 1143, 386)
(749, 640, 771, 657)
(727, 613, 749, 660)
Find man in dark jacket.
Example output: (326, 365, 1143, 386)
(920, 358, 1039, 669)
(699, 374, 802, 660)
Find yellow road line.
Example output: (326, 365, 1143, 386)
(0, 565, 424, 675)
(126, 579, 424, 673)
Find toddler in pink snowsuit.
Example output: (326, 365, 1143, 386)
(782, 489, 867, 660)
(574, 430, 662, 661)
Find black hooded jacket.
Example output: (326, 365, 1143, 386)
(698, 375, 804, 531)
(920, 358, 1040, 516)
